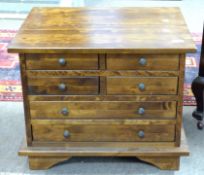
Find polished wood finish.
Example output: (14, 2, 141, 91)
(175, 54, 186, 145)
(27, 70, 179, 77)
(107, 77, 178, 95)
(8, 8, 196, 54)
(137, 156, 180, 170)
(29, 95, 179, 101)
(32, 123, 175, 142)
(30, 101, 177, 119)
(19, 129, 189, 170)
(20, 129, 189, 156)
(26, 54, 98, 70)
(107, 54, 179, 70)
(29, 156, 71, 170)
(9, 7, 196, 170)
(19, 54, 32, 146)
(27, 77, 99, 95)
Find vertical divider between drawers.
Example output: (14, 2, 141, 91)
(98, 54, 107, 95)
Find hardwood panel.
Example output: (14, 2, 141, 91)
(30, 101, 177, 119)
(107, 54, 179, 70)
(22, 8, 187, 29)
(137, 156, 180, 170)
(107, 77, 178, 95)
(28, 156, 71, 170)
(32, 123, 175, 142)
(26, 53, 98, 70)
(31, 119, 176, 125)
(175, 54, 186, 146)
(27, 70, 179, 77)
(19, 54, 33, 146)
(27, 77, 99, 95)
(20, 128, 189, 156)
(8, 8, 196, 53)
(28, 95, 179, 102)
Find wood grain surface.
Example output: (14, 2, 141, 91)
(19, 128, 189, 156)
(26, 53, 98, 70)
(26, 70, 179, 77)
(8, 7, 196, 53)
(28, 95, 179, 102)
(107, 77, 178, 95)
(27, 77, 99, 95)
(29, 101, 177, 119)
(32, 123, 175, 142)
(107, 54, 179, 70)
(9, 7, 194, 170)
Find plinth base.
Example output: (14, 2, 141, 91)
(19, 129, 189, 170)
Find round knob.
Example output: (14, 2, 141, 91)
(138, 130, 145, 138)
(58, 83, 66, 91)
(58, 58, 66, 66)
(61, 107, 69, 116)
(138, 83, 145, 91)
(138, 107, 145, 115)
(139, 57, 147, 66)
(64, 130, 70, 138)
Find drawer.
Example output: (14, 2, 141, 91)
(107, 77, 178, 95)
(26, 54, 98, 70)
(28, 77, 99, 95)
(107, 54, 179, 70)
(32, 123, 175, 142)
(30, 101, 177, 119)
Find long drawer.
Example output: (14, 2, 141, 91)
(107, 54, 179, 70)
(26, 54, 99, 70)
(27, 77, 99, 95)
(32, 123, 175, 142)
(107, 77, 178, 95)
(30, 101, 177, 119)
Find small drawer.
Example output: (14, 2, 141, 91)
(26, 54, 98, 70)
(32, 123, 175, 142)
(30, 101, 177, 119)
(28, 77, 99, 95)
(107, 77, 178, 95)
(107, 54, 179, 70)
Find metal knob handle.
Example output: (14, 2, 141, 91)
(61, 107, 69, 116)
(58, 58, 66, 66)
(138, 83, 145, 91)
(138, 107, 145, 115)
(58, 83, 66, 91)
(64, 130, 70, 138)
(138, 130, 145, 138)
(139, 57, 147, 66)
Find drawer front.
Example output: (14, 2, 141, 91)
(28, 77, 99, 95)
(32, 123, 175, 142)
(107, 77, 178, 95)
(26, 54, 98, 70)
(30, 101, 177, 119)
(107, 54, 179, 70)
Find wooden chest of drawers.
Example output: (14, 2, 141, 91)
(8, 7, 196, 170)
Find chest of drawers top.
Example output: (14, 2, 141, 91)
(8, 7, 196, 54)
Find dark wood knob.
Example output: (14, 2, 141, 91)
(64, 130, 70, 138)
(138, 107, 145, 115)
(58, 58, 66, 66)
(138, 130, 145, 138)
(139, 57, 147, 66)
(61, 107, 69, 116)
(58, 83, 66, 91)
(138, 83, 145, 91)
